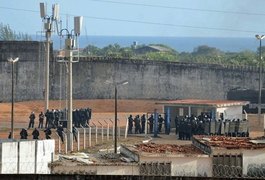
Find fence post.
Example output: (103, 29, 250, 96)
(125, 116, 128, 139)
(244, 110, 248, 120)
(118, 118, 121, 139)
(77, 130, 80, 151)
(109, 119, 114, 141)
(63, 132, 67, 154)
(89, 126, 92, 147)
(92, 123, 98, 145)
(98, 121, 104, 142)
(81, 125, 86, 150)
(104, 120, 109, 141)
(57, 134, 61, 154)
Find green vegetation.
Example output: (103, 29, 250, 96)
(82, 43, 261, 66)
(0, 23, 32, 41)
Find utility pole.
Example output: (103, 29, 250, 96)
(256, 34, 265, 125)
(40, 3, 59, 114)
(65, 35, 74, 151)
(59, 16, 83, 151)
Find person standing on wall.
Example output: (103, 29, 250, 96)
(32, 128, 40, 139)
(44, 127, 52, 139)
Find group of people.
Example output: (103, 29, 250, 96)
(27, 108, 92, 130)
(128, 114, 168, 134)
(128, 114, 146, 134)
(11, 110, 83, 142)
(175, 114, 249, 140)
(14, 125, 78, 142)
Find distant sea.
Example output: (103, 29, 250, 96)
(36, 36, 258, 52)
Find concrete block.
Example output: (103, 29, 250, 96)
(18, 141, 35, 174)
(0, 141, 18, 174)
(36, 140, 55, 174)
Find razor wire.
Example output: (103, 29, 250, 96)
(140, 162, 171, 176)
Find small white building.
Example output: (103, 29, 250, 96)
(156, 99, 249, 126)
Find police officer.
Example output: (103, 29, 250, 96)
(28, 112, 35, 129)
(134, 115, 141, 134)
(38, 111, 44, 129)
(174, 115, 179, 135)
(158, 114, 164, 133)
(141, 114, 146, 133)
(32, 128, 40, 139)
(148, 114, 154, 133)
(44, 127, 52, 139)
(56, 124, 64, 143)
(45, 110, 50, 128)
(128, 115, 133, 134)
(20, 128, 28, 139)
(72, 125, 78, 142)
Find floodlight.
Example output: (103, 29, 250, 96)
(53, 4, 59, 20)
(74, 16, 83, 36)
(40, 3, 46, 18)
(7, 57, 19, 63)
(256, 34, 265, 40)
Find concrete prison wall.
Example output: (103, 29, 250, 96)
(0, 41, 262, 102)
(0, 139, 55, 174)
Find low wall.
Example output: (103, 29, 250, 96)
(0, 139, 55, 174)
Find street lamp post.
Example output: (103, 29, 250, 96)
(256, 34, 265, 125)
(113, 80, 128, 154)
(114, 85, 117, 153)
(7, 57, 19, 139)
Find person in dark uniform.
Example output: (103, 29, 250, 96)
(20, 128, 28, 139)
(32, 128, 40, 139)
(45, 110, 49, 128)
(148, 114, 154, 133)
(56, 124, 64, 143)
(28, 112, 36, 129)
(38, 111, 44, 129)
(158, 114, 164, 133)
(72, 125, 78, 142)
(128, 115, 133, 134)
(44, 127, 52, 139)
(8, 132, 11, 139)
(134, 115, 141, 134)
(174, 115, 179, 135)
(141, 114, 146, 133)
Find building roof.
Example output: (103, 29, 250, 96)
(156, 99, 249, 108)
(193, 136, 265, 154)
(135, 45, 172, 53)
(148, 45, 171, 52)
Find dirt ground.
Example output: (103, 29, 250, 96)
(0, 99, 263, 141)
(0, 99, 161, 139)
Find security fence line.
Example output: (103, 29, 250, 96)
(55, 116, 129, 153)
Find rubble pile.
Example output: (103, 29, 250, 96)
(135, 143, 202, 154)
(199, 136, 265, 149)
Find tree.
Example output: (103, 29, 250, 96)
(0, 23, 31, 41)
(192, 45, 223, 56)
(82, 45, 102, 56)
